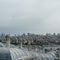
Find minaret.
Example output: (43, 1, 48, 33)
(5, 34, 10, 48)
(20, 38, 22, 48)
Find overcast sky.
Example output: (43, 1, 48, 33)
(0, 0, 60, 34)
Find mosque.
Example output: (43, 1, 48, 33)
(0, 35, 59, 60)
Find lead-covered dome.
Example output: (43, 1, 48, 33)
(0, 48, 12, 60)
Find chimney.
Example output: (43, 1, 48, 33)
(5, 34, 10, 48)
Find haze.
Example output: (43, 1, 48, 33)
(0, 0, 60, 34)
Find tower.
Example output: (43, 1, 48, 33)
(5, 34, 10, 48)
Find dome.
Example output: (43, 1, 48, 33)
(0, 48, 11, 60)
(0, 48, 33, 60)
(0, 42, 33, 60)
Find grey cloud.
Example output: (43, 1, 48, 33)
(0, 0, 60, 34)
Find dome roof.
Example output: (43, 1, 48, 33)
(0, 48, 11, 60)
(0, 48, 33, 60)
(0, 42, 33, 60)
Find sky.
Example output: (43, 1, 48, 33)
(0, 0, 60, 35)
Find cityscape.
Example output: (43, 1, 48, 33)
(0, 33, 60, 60)
(0, 33, 60, 46)
(0, 0, 60, 60)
